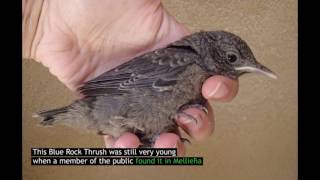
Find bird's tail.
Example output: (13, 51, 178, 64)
(33, 106, 70, 126)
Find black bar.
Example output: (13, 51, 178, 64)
(31, 157, 203, 166)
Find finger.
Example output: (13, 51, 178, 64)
(202, 76, 239, 102)
(112, 132, 141, 148)
(153, 133, 185, 156)
(176, 106, 214, 141)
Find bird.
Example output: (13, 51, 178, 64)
(33, 31, 277, 147)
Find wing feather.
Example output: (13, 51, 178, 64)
(79, 43, 200, 97)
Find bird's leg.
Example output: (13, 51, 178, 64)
(171, 98, 208, 145)
(133, 130, 154, 148)
(166, 121, 191, 145)
(138, 140, 154, 148)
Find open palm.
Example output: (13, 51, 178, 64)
(33, 0, 188, 91)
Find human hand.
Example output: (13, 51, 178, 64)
(23, 0, 239, 156)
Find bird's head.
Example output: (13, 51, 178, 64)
(199, 31, 277, 80)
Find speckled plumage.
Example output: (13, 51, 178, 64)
(34, 31, 276, 146)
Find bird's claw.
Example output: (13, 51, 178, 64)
(179, 103, 209, 115)
(180, 137, 191, 145)
(186, 104, 209, 114)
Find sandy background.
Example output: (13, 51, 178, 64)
(23, 0, 297, 179)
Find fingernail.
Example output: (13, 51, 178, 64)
(209, 82, 229, 99)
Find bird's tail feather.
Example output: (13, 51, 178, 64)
(33, 106, 70, 126)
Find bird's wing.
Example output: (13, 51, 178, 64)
(78, 46, 200, 97)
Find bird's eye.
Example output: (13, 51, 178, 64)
(227, 52, 239, 63)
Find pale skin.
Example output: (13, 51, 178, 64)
(23, 0, 239, 156)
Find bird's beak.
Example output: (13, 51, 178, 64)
(235, 63, 277, 79)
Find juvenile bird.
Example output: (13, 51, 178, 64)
(33, 31, 276, 147)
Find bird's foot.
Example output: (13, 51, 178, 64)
(178, 103, 209, 115)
